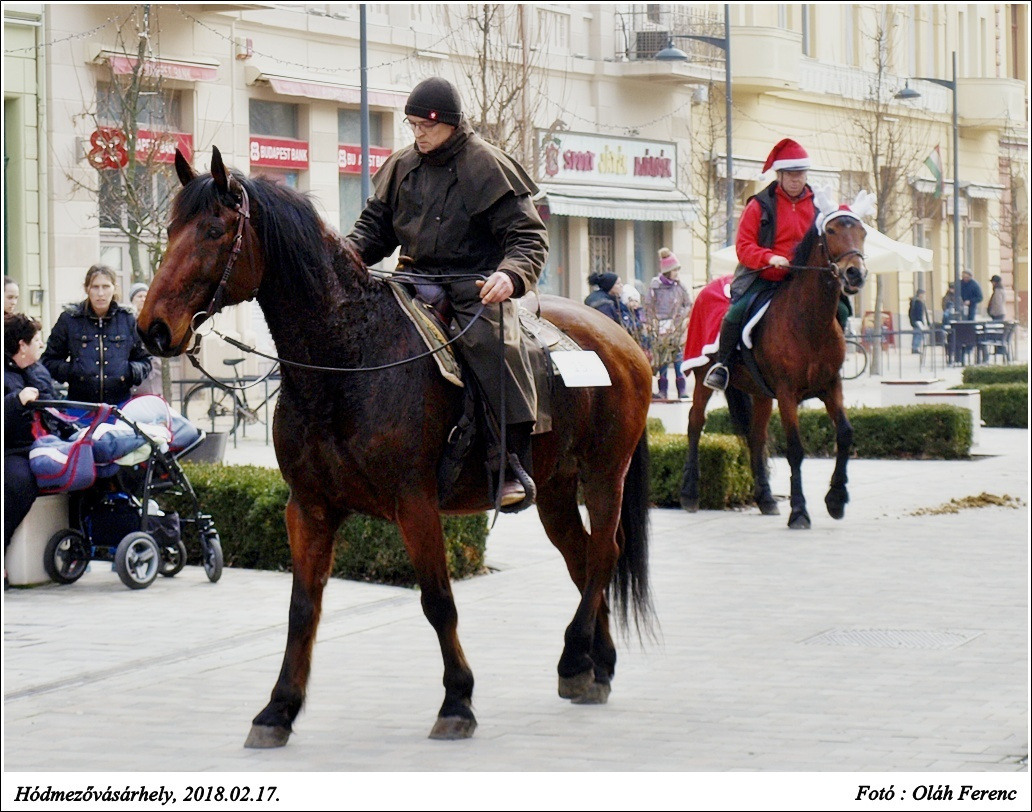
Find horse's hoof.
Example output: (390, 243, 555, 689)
(244, 724, 291, 749)
(429, 715, 477, 740)
(825, 490, 848, 519)
(758, 499, 780, 516)
(680, 495, 699, 513)
(571, 680, 611, 705)
(788, 511, 811, 530)
(558, 669, 596, 700)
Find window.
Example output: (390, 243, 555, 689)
(250, 100, 299, 138)
(634, 221, 662, 284)
(338, 109, 385, 233)
(588, 219, 615, 275)
(97, 83, 182, 130)
(539, 211, 568, 297)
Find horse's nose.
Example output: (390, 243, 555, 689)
(140, 320, 173, 356)
(846, 265, 867, 290)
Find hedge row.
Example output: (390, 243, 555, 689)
(961, 363, 1027, 385)
(703, 404, 972, 459)
(952, 382, 1029, 428)
(169, 463, 488, 586)
(648, 432, 753, 509)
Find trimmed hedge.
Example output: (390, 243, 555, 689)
(704, 404, 972, 459)
(952, 382, 1029, 428)
(961, 363, 1027, 385)
(169, 463, 488, 586)
(649, 431, 753, 509)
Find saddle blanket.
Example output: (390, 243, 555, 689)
(681, 274, 773, 374)
(682, 275, 733, 373)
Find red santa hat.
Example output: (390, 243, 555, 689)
(762, 139, 811, 173)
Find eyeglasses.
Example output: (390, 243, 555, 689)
(403, 118, 441, 133)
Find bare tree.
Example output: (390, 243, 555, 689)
(446, 4, 547, 166)
(847, 11, 933, 373)
(72, 5, 178, 285)
(994, 134, 1029, 323)
(684, 79, 731, 282)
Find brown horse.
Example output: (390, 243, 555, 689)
(137, 148, 654, 746)
(679, 218, 868, 529)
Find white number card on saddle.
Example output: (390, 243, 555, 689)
(549, 350, 612, 387)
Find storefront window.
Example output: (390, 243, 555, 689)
(588, 219, 615, 274)
(249, 100, 299, 138)
(338, 109, 385, 233)
(634, 221, 662, 284)
(539, 211, 568, 296)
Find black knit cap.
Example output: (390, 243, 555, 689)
(405, 78, 462, 126)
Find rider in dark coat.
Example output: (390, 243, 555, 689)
(347, 78, 548, 506)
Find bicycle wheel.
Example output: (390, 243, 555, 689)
(183, 382, 242, 436)
(840, 339, 868, 381)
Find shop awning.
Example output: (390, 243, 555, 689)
(245, 67, 408, 108)
(538, 183, 697, 222)
(92, 48, 220, 82)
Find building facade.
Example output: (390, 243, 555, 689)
(3, 3, 1028, 382)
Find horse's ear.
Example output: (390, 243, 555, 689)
(174, 149, 195, 187)
(211, 146, 229, 194)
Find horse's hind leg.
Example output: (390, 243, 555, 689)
(246, 498, 341, 748)
(822, 384, 853, 519)
(537, 474, 616, 704)
(395, 497, 476, 740)
(680, 371, 711, 512)
(749, 396, 779, 515)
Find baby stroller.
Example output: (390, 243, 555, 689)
(28, 395, 223, 590)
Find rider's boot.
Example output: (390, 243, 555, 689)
(703, 316, 741, 392)
(500, 422, 535, 509)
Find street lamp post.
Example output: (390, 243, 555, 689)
(897, 51, 962, 318)
(655, 4, 734, 246)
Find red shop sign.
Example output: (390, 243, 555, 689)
(135, 129, 193, 164)
(338, 144, 392, 175)
(249, 136, 310, 169)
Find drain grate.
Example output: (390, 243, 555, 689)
(802, 628, 982, 650)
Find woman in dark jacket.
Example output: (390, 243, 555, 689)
(5, 313, 59, 549)
(41, 265, 151, 405)
(585, 272, 634, 330)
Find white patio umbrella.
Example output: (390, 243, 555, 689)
(708, 225, 933, 275)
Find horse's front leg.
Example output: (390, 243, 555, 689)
(822, 383, 853, 519)
(396, 496, 476, 740)
(246, 497, 343, 748)
(777, 399, 810, 529)
(749, 396, 779, 515)
(679, 371, 712, 512)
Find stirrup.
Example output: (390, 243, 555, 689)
(703, 363, 729, 392)
(499, 452, 536, 514)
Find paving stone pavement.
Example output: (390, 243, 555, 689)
(3, 358, 1029, 807)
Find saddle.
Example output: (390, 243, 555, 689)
(386, 278, 581, 509)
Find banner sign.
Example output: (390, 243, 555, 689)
(87, 128, 193, 168)
(536, 130, 678, 191)
(108, 55, 218, 83)
(338, 144, 392, 175)
(249, 136, 310, 169)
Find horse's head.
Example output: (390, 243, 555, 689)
(137, 146, 263, 357)
(821, 215, 868, 296)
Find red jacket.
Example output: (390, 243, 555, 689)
(735, 184, 815, 282)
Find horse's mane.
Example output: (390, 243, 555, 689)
(791, 223, 820, 267)
(171, 173, 362, 302)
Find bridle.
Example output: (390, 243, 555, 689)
(786, 223, 867, 294)
(187, 181, 252, 357)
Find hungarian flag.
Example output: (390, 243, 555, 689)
(924, 146, 943, 199)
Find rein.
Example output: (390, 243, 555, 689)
(183, 182, 493, 381)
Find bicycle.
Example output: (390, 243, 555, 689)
(181, 359, 280, 438)
(840, 337, 869, 380)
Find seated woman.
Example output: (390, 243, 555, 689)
(5, 313, 60, 553)
(41, 264, 151, 405)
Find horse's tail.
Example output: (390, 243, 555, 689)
(611, 430, 655, 640)
(725, 385, 753, 437)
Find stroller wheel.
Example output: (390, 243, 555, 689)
(44, 530, 90, 585)
(201, 532, 224, 583)
(160, 539, 189, 578)
(115, 532, 161, 590)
